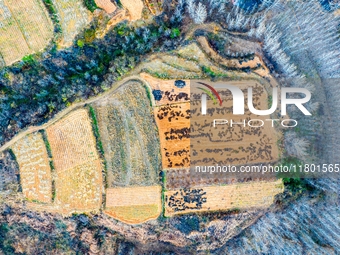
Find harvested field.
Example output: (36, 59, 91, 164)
(140, 72, 190, 106)
(92, 82, 161, 187)
(46, 109, 102, 212)
(165, 180, 284, 216)
(0, 0, 53, 66)
(191, 80, 279, 166)
(142, 43, 259, 80)
(11, 132, 52, 203)
(120, 0, 144, 20)
(176, 43, 241, 77)
(95, 0, 116, 13)
(104, 186, 161, 224)
(165, 168, 277, 190)
(52, 0, 93, 47)
(154, 103, 190, 169)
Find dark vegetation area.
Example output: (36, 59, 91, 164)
(0, 12, 182, 147)
(0, 151, 19, 193)
(83, 0, 99, 12)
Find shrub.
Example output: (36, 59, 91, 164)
(83, 0, 98, 12)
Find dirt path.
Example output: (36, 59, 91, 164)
(0, 74, 152, 153)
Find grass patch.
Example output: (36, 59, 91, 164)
(161, 170, 168, 218)
(88, 105, 108, 188)
(278, 157, 313, 194)
(40, 130, 53, 158)
(7, 149, 21, 192)
(143, 84, 153, 107)
(42, 0, 62, 35)
(170, 28, 181, 39)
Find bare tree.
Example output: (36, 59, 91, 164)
(187, 1, 207, 24)
(285, 132, 309, 159)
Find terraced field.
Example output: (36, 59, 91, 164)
(11, 132, 52, 203)
(92, 81, 161, 187)
(2, 31, 283, 222)
(104, 186, 161, 224)
(154, 103, 190, 169)
(46, 109, 102, 213)
(165, 180, 284, 216)
(0, 0, 53, 66)
(140, 39, 283, 218)
(190, 80, 279, 166)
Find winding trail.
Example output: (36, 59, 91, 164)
(0, 74, 154, 153)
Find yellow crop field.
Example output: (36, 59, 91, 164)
(0, 0, 53, 66)
(104, 186, 161, 224)
(154, 103, 190, 169)
(11, 132, 52, 203)
(46, 109, 102, 212)
(52, 0, 93, 47)
(165, 180, 284, 216)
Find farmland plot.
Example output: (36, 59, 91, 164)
(165, 180, 284, 216)
(0, 0, 53, 66)
(52, 0, 93, 47)
(165, 168, 277, 190)
(92, 82, 161, 187)
(141, 43, 258, 80)
(154, 103, 190, 169)
(11, 132, 52, 203)
(105, 186, 161, 224)
(46, 109, 102, 212)
(190, 80, 279, 167)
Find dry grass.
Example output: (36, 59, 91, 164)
(105, 204, 159, 224)
(52, 0, 93, 47)
(46, 109, 102, 212)
(165, 180, 284, 216)
(55, 160, 102, 212)
(93, 82, 161, 187)
(154, 103, 190, 169)
(11, 132, 52, 203)
(120, 0, 144, 20)
(0, 0, 53, 66)
(176, 43, 234, 75)
(104, 186, 161, 224)
(95, 0, 116, 13)
(142, 58, 201, 79)
(140, 72, 191, 106)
